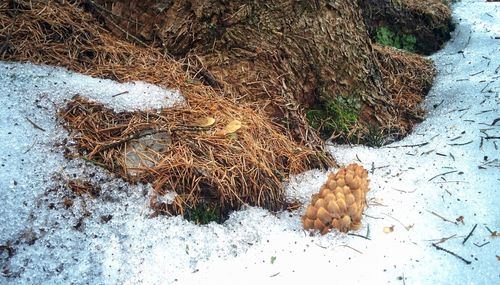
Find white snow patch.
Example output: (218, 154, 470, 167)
(0, 62, 183, 113)
(0, 1, 499, 284)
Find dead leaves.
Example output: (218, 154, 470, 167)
(221, 120, 242, 134)
(194, 116, 215, 127)
(192, 117, 243, 136)
(383, 225, 395, 233)
(216, 119, 242, 136)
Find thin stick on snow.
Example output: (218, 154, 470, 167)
(462, 224, 478, 245)
(383, 213, 413, 231)
(462, 224, 477, 244)
(481, 82, 491, 93)
(427, 210, 457, 225)
(390, 188, 417, 193)
(25, 117, 46, 132)
(111, 91, 129, 97)
(469, 70, 484, 77)
(428, 170, 458, 181)
(431, 243, 472, 265)
(448, 140, 473, 146)
(473, 242, 490, 248)
(484, 226, 494, 234)
(425, 234, 458, 245)
(347, 233, 371, 240)
(338, 244, 363, 254)
(348, 225, 371, 240)
(491, 117, 500, 126)
(384, 142, 429, 148)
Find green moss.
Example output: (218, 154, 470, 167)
(306, 95, 359, 140)
(375, 26, 417, 52)
(184, 204, 222, 224)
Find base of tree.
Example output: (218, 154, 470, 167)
(87, 0, 440, 145)
(0, 1, 335, 221)
(359, 0, 453, 55)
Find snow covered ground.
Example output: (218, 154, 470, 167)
(0, 0, 498, 284)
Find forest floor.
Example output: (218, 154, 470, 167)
(0, 0, 499, 284)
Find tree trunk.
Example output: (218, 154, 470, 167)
(358, 0, 453, 55)
(90, 0, 436, 143)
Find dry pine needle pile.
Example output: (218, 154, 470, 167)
(60, 95, 332, 217)
(0, 1, 334, 218)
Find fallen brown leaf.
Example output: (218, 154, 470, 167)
(195, 116, 215, 127)
(383, 225, 395, 233)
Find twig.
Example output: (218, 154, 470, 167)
(421, 149, 434, 155)
(491, 118, 500, 126)
(385, 142, 429, 148)
(433, 100, 444, 109)
(428, 170, 457, 181)
(23, 140, 38, 154)
(473, 241, 490, 248)
(431, 243, 472, 265)
(427, 210, 457, 225)
(474, 109, 495, 115)
(448, 140, 473, 146)
(25, 117, 46, 132)
(364, 214, 384, 220)
(355, 154, 362, 163)
(348, 225, 371, 240)
(111, 91, 129, 97)
(347, 233, 371, 240)
(481, 82, 491, 93)
(338, 244, 363, 254)
(391, 187, 417, 193)
(462, 224, 477, 245)
(314, 243, 327, 249)
(383, 213, 413, 231)
(435, 180, 468, 184)
(425, 234, 457, 245)
(469, 70, 484, 76)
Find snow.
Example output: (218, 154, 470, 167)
(0, 0, 499, 284)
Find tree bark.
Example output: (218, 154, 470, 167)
(358, 0, 453, 55)
(90, 0, 436, 143)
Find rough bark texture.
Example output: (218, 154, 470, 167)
(87, 0, 437, 143)
(358, 0, 453, 55)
